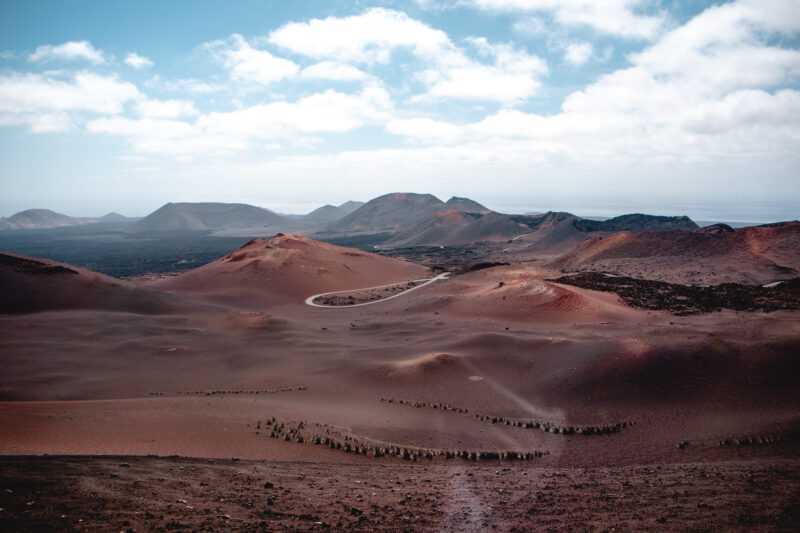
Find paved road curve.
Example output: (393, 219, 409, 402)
(305, 272, 450, 308)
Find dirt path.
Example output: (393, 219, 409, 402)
(439, 466, 490, 532)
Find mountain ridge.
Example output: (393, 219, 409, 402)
(134, 202, 285, 232)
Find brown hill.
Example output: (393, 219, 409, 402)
(411, 264, 645, 324)
(99, 212, 130, 223)
(135, 202, 285, 232)
(555, 221, 800, 284)
(505, 213, 724, 263)
(0, 253, 185, 314)
(336, 200, 366, 215)
(444, 196, 490, 214)
(149, 233, 430, 307)
(698, 223, 736, 235)
(2, 209, 89, 230)
(385, 209, 481, 247)
(505, 212, 588, 257)
(322, 192, 446, 234)
(386, 211, 543, 247)
(383, 210, 700, 250)
(304, 201, 365, 226)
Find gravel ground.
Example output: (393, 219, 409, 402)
(1, 456, 799, 532)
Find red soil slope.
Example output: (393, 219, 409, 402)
(414, 265, 645, 323)
(0, 252, 185, 314)
(554, 221, 800, 284)
(148, 233, 430, 307)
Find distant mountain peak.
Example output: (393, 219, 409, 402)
(698, 223, 735, 235)
(324, 192, 447, 234)
(445, 196, 490, 214)
(337, 200, 365, 211)
(100, 212, 128, 221)
(4, 208, 83, 230)
(305, 201, 365, 225)
(135, 201, 284, 232)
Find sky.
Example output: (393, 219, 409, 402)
(0, 0, 798, 222)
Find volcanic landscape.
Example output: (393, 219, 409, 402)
(2, 194, 800, 531)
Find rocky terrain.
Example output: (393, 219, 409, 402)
(573, 213, 699, 232)
(554, 221, 800, 285)
(554, 272, 800, 315)
(2, 456, 799, 532)
(377, 243, 492, 273)
(2, 224, 800, 531)
(310, 279, 427, 306)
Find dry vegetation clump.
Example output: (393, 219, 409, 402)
(380, 396, 633, 436)
(313, 280, 426, 306)
(379, 397, 469, 413)
(553, 272, 800, 314)
(258, 416, 548, 462)
(719, 432, 794, 447)
(148, 385, 307, 397)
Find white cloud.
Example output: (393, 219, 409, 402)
(146, 76, 224, 94)
(0, 111, 72, 133)
(29, 41, 106, 64)
(29, 113, 73, 133)
(300, 61, 371, 82)
(412, 0, 459, 10)
(87, 116, 245, 157)
(87, 116, 195, 138)
(358, 0, 800, 175)
(270, 9, 547, 104)
(417, 37, 547, 103)
(682, 89, 800, 135)
(563, 42, 592, 65)
(136, 99, 198, 119)
(512, 16, 548, 35)
(88, 85, 393, 156)
(198, 84, 392, 137)
(386, 117, 463, 143)
(0, 71, 141, 133)
(268, 8, 451, 64)
(206, 34, 299, 86)
(5, 0, 797, 212)
(467, 0, 666, 40)
(629, 2, 800, 94)
(561, 2, 800, 123)
(125, 53, 153, 69)
(0, 72, 141, 128)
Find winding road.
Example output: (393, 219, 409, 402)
(305, 272, 450, 308)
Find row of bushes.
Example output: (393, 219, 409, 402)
(258, 417, 548, 462)
(148, 385, 307, 397)
(380, 396, 633, 436)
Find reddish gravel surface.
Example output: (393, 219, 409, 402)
(3, 237, 800, 530)
(2, 456, 800, 532)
